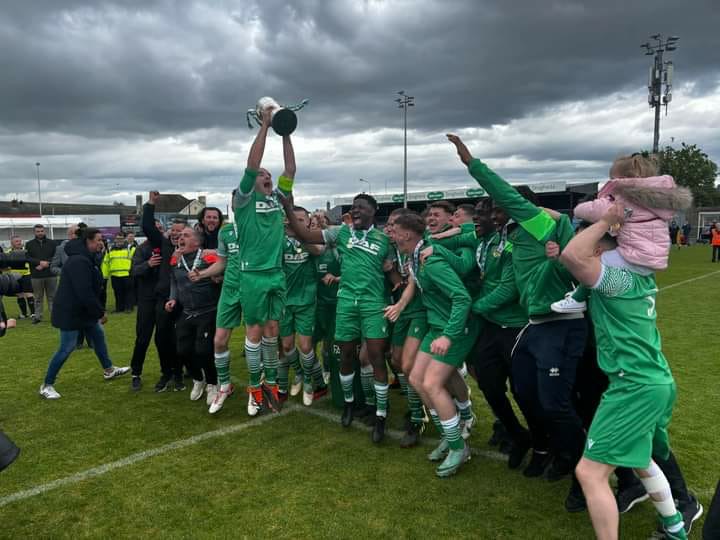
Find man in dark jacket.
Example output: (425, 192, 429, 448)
(24, 224, 58, 324)
(39, 228, 130, 399)
(140, 191, 185, 392)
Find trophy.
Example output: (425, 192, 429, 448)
(246, 97, 309, 136)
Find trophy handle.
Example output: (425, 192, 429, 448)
(286, 99, 309, 112)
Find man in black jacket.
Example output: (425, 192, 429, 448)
(140, 191, 186, 392)
(39, 228, 130, 399)
(128, 222, 182, 392)
(24, 224, 58, 324)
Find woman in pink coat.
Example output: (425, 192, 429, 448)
(552, 153, 692, 313)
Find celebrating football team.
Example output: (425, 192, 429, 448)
(7, 105, 717, 540)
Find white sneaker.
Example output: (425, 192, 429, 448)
(247, 390, 262, 416)
(551, 293, 587, 313)
(209, 384, 234, 414)
(39, 384, 61, 399)
(103, 366, 130, 380)
(461, 412, 477, 440)
(303, 389, 314, 407)
(205, 384, 218, 406)
(290, 374, 303, 397)
(323, 371, 331, 385)
(190, 379, 206, 401)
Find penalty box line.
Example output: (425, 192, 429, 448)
(0, 403, 301, 509)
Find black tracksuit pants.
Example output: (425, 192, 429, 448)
(130, 297, 180, 378)
(175, 310, 217, 385)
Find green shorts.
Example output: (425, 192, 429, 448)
(313, 302, 337, 343)
(391, 313, 428, 347)
(584, 381, 676, 469)
(239, 270, 286, 326)
(280, 303, 316, 338)
(419, 318, 479, 368)
(334, 297, 389, 342)
(216, 285, 243, 329)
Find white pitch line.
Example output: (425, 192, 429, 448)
(658, 269, 720, 292)
(0, 404, 300, 509)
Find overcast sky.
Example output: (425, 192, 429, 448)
(1, 0, 719, 210)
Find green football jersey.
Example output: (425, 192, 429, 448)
(315, 246, 341, 305)
(217, 222, 241, 289)
(589, 266, 673, 385)
(414, 251, 472, 339)
(322, 224, 392, 303)
(233, 168, 291, 272)
(282, 235, 317, 307)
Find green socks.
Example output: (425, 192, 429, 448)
(261, 336, 278, 385)
(245, 339, 262, 388)
(278, 353, 290, 393)
(374, 380, 389, 418)
(214, 351, 231, 386)
(339, 372, 355, 402)
(455, 399, 473, 422)
(440, 414, 464, 451)
(408, 385, 424, 424)
(360, 365, 375, 406)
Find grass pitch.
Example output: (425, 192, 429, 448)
(0, 245, 718, 539)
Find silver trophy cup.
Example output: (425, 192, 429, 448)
(246, 96, 309, 136)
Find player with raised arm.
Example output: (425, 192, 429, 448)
(232, 108, 296, 416)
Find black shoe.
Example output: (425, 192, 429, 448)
(401, 410, 412, 431)
(32, 317, 41, 325)
(341, 401, 354, 427)
(499, 438, 513, 455)
(565, 479, 587, 513)
(372, 415, 386, 444)
(173, 378, 186, 391)
(400, 421, 425, 448)
(523, 451, 551, 478)
(76, 343, 85, 350)
(508, 437, 532, 470)
(131, 376, 142, 392)
(360, 406, 377, 426)
(678, 494, 703, 534)
(546, 457, 573, 482)
(154, 375, 171, 393)
(616, 483, 649, 513)
(355, 404, 373, 418)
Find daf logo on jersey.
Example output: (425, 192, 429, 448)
(256, 199, 280, 213)
(346, 237, 381, 255)
(284, 252, 310, 264)
(549, 367, 560, 377)
(318, 264, 328, 272)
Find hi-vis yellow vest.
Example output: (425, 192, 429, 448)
(106, 246, 135, 278)
(6, 248, 30, 276)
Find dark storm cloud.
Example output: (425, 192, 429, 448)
(1, 0, 718, 137)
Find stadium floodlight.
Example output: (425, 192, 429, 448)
(359, 178, 371, 194)
(396, 91, 415, 209)
(641, 34, 679, 152)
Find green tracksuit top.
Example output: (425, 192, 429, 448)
(433, 231, 527, 328)
(467, 158, 577, 318)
